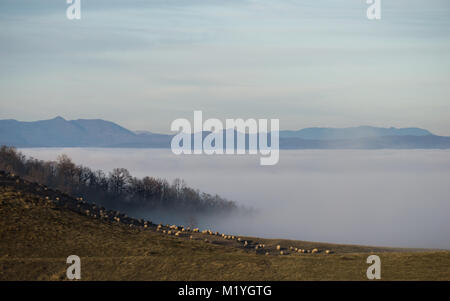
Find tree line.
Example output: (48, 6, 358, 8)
(0, 146, 237, 214)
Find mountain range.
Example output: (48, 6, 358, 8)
(1, 116, 450, 149)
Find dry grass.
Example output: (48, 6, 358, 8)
(1, 183, 449, 281)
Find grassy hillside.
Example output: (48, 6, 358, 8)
(0, 171, 449, 281)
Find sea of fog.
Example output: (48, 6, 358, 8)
(20, 148, 450, 249)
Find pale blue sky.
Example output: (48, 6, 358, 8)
(1, 0, 449, 134)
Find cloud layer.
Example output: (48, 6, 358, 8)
(20, 148, 450, 249)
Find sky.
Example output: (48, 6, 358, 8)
(1, 0, 450, 135)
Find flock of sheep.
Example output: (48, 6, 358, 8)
(155, 223, 333, 256)
(2, 171, 333, 257)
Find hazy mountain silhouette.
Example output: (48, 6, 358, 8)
(1, 117, 449, 149)
(0, 116, 170, 147)
(280, 126, 432, 140)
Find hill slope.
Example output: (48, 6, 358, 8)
(0, 171, 449, 280)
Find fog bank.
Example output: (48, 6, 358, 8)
(20, 148, 450, 249)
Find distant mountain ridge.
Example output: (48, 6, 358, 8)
(1, 117, 449, 149)
(279, 126, 432, 140)
(0, 116, 170, 148)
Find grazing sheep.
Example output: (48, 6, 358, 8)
(311, 248, 319, 254)
(276, 245, 281, 251)
(237, 238, 241, 242)
(325, 250, 331, 254)
(280, 251, 284, 255)
(189, 235, 193, 240)
(193, 228, 199, 233)
(244, 241, 248, 247)
(167, 230, 172, 235)
(265, 252, 270, 256)
(175, 231, 181, 236)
